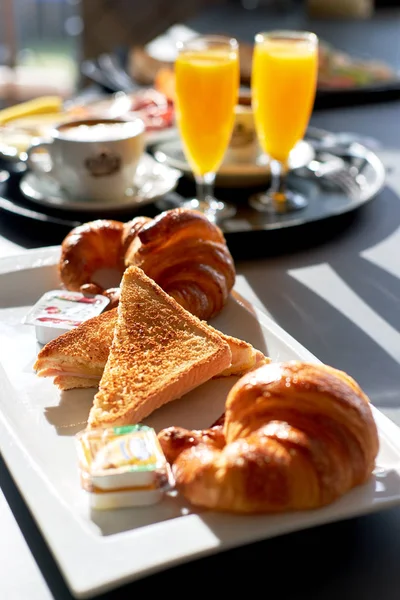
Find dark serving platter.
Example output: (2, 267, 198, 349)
(237, 80, 400, 111)
(0, 132, 386, 260)
(315, 79, 400, 109)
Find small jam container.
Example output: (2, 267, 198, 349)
(23, 290, 110, 344)
(75, 424, 174, 510)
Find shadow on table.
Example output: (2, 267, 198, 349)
(44, 388, 95, 436)
(240, 186, 400, 409)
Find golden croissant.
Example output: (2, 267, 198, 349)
(158, 361, 379, 514)
(124, 208, 235, 320)
(58, 208, 235, 320)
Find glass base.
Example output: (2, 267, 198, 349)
(156, 196, 236, 222)
(249, 189, 308, 214)
(182, 198, 236, 221)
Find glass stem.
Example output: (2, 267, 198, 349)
(195, 172, 216, 207)
(270, 159, 289, 203)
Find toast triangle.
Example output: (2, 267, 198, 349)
(34, 305, 268, 390)
(34, 294, 268, 391)
(34, 308, 116, 382)
(88, 266, 232, 427)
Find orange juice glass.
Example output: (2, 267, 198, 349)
(174, 35, 239, 221)
(250, 31, 318, 214)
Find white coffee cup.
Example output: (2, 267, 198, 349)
(224, 104, 260, 164)
(26, 117, 145, 203)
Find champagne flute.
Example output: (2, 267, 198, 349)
(173, 35, 239, 222)
(250, 30, 318, 213)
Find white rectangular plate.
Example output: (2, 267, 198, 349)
(1, 249, 400, 599)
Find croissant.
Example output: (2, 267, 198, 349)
(58, 209, 235, 321)
(58, 219, 126, 292)
(158, 361, 379, 514)
(124, 208, 236, 320)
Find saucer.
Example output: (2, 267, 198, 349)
(20, 153, 181, 212)
(154, 138, 315, 188)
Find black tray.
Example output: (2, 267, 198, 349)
(315, 79, 400, 110)
(237, 80, 400, 111)
(0, 136, 386, 259)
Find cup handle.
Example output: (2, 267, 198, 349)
(26, 141, 54, 176)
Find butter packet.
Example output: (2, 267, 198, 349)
(75, 425, 173, 510)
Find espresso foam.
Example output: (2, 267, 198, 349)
(60, 121, 142, 142)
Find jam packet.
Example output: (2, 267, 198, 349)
(23, 290, 110, 344)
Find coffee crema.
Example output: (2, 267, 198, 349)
(59, 120, 143, 142)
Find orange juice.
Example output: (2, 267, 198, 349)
(252, 36, 318, 163)
(175, 49, 239, 176)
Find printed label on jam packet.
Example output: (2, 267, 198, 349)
(24, 290, 110, 330)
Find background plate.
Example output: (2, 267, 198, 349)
(238, 80, 400, 111)
(315, 79, 400, 110)
(0, 251, 400, 598)
(154, 138, 315, 188)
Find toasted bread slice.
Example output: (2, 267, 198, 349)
(211, 328, 270, 376)
(34, 304, 268, 390)
(34, 308, 116, 381)
(88, 266, 232, 428)
(53, 340, 268, 391)
(53, 376, 100, 391)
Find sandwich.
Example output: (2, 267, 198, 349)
(87, 266, 232, 427)
(33, 308, 115, 391)
(34, 304, 268, 392)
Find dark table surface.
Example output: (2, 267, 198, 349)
(1, 4, 400, 600)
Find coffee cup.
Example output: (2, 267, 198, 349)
(224, 104, 260, 164)
(26, 117, 145, 203)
